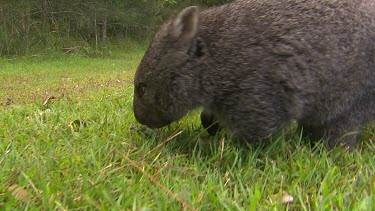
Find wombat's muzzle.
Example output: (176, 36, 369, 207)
(133, 104, 172, 129)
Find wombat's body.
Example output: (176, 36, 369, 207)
(133, 0, 375, 149)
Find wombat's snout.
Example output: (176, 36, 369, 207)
(133, 104, 171, 129)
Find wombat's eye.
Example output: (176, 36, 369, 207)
(137, 83, 146, 97)
(189, 39, 204, 58)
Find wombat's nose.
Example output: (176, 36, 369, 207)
(133, 105, 147, 125)
(133, 105, 171, 129)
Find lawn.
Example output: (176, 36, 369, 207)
(1, 44, 374, 210)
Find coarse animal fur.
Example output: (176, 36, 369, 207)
(133, 0, 375, 149)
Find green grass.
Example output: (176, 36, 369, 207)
(1, 45, 375, 210)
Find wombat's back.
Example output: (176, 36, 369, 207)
(198, 0, 375, 123)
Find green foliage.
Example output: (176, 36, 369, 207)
(0, 47, 374, 209)
(0, 0, 232, 56)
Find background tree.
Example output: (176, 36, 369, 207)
(0, 0, 231, 56)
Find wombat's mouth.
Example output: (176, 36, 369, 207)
(142, 119, 172, 129)
(136, 117, 172, 129)
(134, 108, 172, 129)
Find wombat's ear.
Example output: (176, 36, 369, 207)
(172, 6, 199, 42)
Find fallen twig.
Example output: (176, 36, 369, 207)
(115, 149, 196, 211)
(146, 130, 183, 156)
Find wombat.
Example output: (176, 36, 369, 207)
(133, 0, 375, 149)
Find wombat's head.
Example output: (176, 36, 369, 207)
(133, 6, 205, 128)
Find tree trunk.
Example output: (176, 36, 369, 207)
(95, 8, 98, 51)
(41, 0, 48, 30)
(25, 3, 30, 53)
(102, 15, 107, 44)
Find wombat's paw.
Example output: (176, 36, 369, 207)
(328, 137, 358, 152)
(200, 110, 221, 136)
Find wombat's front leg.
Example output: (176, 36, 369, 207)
(200, 110, 221, 136)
